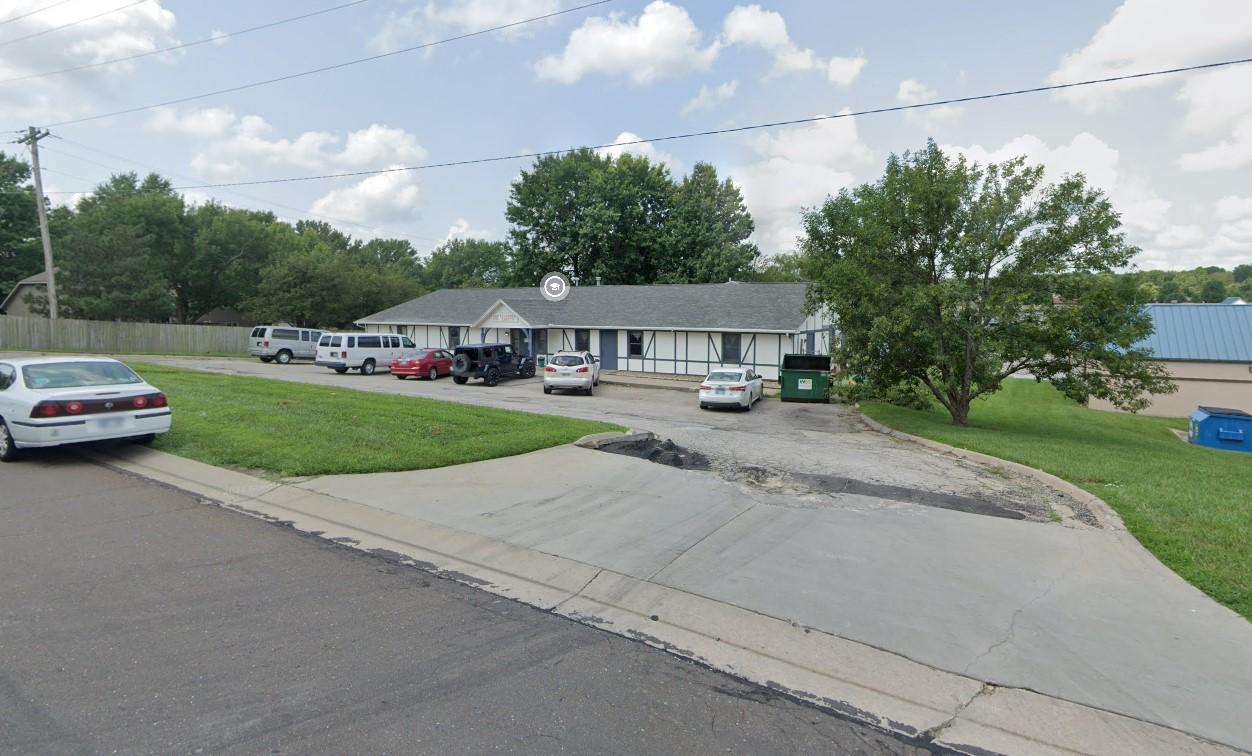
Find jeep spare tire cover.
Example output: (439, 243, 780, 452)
(452, 353, 471, 373)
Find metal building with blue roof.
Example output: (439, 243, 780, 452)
(1091, 302, 1252, 417)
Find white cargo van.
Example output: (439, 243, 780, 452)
(315, 332, 415, 375)
(248, 325, 322, 364)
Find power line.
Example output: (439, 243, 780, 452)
(35, 0, 615, 129)
(159, 54, 1252, 191)
(1, 0, 376, 85)
(0, 0, 78, 27)
(44, 137, 442, 243)
(0, 0, 148, 48)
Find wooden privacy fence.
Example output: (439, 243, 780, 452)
(0, 315, 250, 355)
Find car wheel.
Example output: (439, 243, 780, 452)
(543, 385, 552, 394)
(130, 434, 156, 445)
(334, 367, 349, 374)
(585, 384, 594, 396)
(699, 403, 707, 410)
(428, 366, 438, 381)
(259, 357, 273, 363)
(453, 375, 468, 385)
(275, 350, 292, 365)
(521, 363, 536, 379)
(0, 419, 20, 462)
(361, 359, 376, 376)
(484, 367, 500, 387)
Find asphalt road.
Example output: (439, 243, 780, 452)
(0, 450, 936, 755)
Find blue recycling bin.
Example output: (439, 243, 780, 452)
(1189, 406, 1252, 454)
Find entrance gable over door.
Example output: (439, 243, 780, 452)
(470, 300, 532, 331)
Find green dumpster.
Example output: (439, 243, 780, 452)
(779, 353, 831, 403)
(536, 354, 546, 368)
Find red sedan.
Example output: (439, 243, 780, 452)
(391, 349, 454, 380)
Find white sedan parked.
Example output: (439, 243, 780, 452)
(0, 357, 172, 461)
(698, 368, 764, 411)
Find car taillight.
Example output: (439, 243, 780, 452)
(150, 393, 167, 407)
(545, 366, 557, 372)
(65, 401, 84, 414)
(32, 401, 61, 418)
(132, 396, 149, 409)
(263, 340, 269, 347)
(699, 384, 711, 391)
(729, 386, 746, 392)
(576, 366, 589, 373)
(341, 351, 347, 358)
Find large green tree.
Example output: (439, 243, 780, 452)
(423, 238, 511, 289)
(801, 141, 1175, 425)
(506, 150, 758, 286)
(0, 152, 43, 296)
(663, 162, 759, 283)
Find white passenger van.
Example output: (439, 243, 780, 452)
(248, 325, 322, 364)
(315, 332, 415, 375)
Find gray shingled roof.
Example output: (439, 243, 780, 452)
(357, 282, 812, 332)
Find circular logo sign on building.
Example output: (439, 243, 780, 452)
(540, 271, 571, 302)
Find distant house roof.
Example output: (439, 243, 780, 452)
(357, 282, 814, 333)
(0, 270, 50, 314)
(1140, 303, 1252, 362)
(194, 306, 248, 326)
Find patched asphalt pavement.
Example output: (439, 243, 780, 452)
(0, 450, 937, 755)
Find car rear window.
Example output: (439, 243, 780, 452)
(319, 335, 331, 346)
(251, 327, 265, 338)
(22, 361, 143, 389)
(329, 336, 342, 347)
(271, 328, 299, 340)
(551, 355, 584, 366)
(706, 371, 743, 383)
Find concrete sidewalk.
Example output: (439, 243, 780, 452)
(95, 443, 1252, 755)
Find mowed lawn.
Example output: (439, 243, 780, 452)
(862, 380, 1252, 621)
(130, 363, 622, 478)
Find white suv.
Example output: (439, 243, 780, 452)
(543, 350, 600, 395)
(316, 332, 415, 375)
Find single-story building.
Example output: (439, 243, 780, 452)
(356, 282, 834, 380)
(0, 270, 50, 317)
(1090, 302, 1252, 417)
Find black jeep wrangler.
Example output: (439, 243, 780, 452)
(451, 343, 536, 386)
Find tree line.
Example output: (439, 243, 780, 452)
(0, 149, 761, 328)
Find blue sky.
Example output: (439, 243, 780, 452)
(2, 0, 1251, 270)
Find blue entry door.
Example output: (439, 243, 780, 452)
(599, 330, 618, 370)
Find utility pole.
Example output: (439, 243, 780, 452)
(16, 126, 58, 320)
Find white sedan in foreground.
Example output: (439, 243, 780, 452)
(698, 368, 764, 411)
(0, 357, 172, 461)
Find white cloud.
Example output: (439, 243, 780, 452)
(721, 4, 864, 87)
(310, 171, 421, 226)
(0, 0, 178, 123)
(1216, 195, 1252, 221)
(371, 0, 560, 50)
(682, 80, 737, 115)
(826, 56, 866, 87)
(147, 109, 428, 179)
(732, 114, 873, 253)
(596, 131, 680, 171)
(535, 1, 719, 84)
(896, 79, 963, 129)
(1153, 224, 1205, 249)
(445, 217, 492, 240)
(210, 29, 229, 46)
(943, 133, 1169, 234)
(1174, 65, 1252, 173)
(1047, 0, 1252, 110)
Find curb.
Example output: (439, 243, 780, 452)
(85, 445, 1243, 756)
(856, 411, 1127, 532)
(574, 429, 654, 449)
(598, 376, 782, 398)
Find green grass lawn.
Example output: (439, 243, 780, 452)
(129, 362, 622, 478)
(862, 380, 1252, 621)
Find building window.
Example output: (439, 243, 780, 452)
(722, 333, 742, 364)
(628, 330, 644, 357)
(447, 326, 460, 348)
(535, 329, 548, 355)
(574, 329, 591, 351)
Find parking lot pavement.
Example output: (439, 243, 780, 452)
(0, 451, 931, 755)
(133, 357, 1069, 520)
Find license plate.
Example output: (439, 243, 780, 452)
(560, 370, 572, 375)
(716, 388, 725, 395)
(95, 416, 126, 430)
